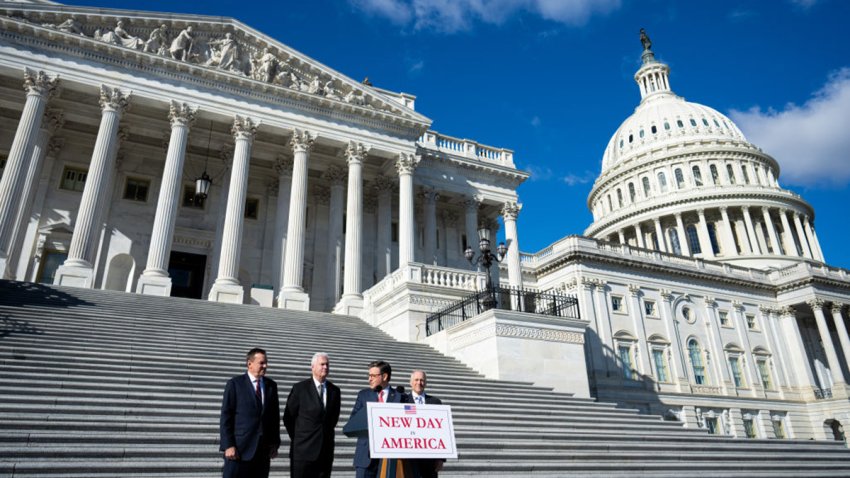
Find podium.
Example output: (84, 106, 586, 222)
(343, 406, 412, 477)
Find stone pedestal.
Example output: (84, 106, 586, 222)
(278, 289, 310, 311)
(209, 280, 244, 304)
(135, 274, 172, 297)
(53, 263, 94, 288)
(333, 295, 364, 316)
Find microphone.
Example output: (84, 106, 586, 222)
(395, 385, 405, 394)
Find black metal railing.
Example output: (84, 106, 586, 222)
(425, 286, 580, 336)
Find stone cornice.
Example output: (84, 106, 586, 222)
(0, 6, 432, 138)
(417, 147, 529, 185)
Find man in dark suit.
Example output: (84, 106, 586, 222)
(219, 347, 281, 478)
(349, 360, 402, 478)
(402, 370, 445, 478)
(283, 352, 342, 478)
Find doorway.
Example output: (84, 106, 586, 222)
(168, 251, 207, 299)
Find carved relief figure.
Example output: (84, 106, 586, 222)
(251, 48, 277, 83)
(169, 26, 194, 61)
(323, 81, 340, 100)
(307, 76, 323, 95)
(206, 32, 241, 72)
(44, 17, 84, 35)
(113, 21, 144, 49)
(343, 89, 365, 106)
(144, 24, 168, 55)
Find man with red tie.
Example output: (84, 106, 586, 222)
(349, 360, 402, 478)
(219, 348, 281, 478)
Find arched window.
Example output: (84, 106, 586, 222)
(709, 164, 719, 185)
(692, 165, 703, 186)
(677, 119, 684, 128)
(674, 168, 685, 189)
(689, 118, 697, 127)
(616, 189, 623, 208)
(702, 118, 709, 126)
(686, 224, 702, 254)
(658, 172, 668, 193)
(741, 164, 750, 184)
(628, 182, 636, 202)
(664, 121, 670, 130)
(607, 194, 613, 212)
(668, 228, 682, 255)
(707, 223, 721, 254)
(726, 164, 736, 184)
(651, 125, 657, 134)
(642, 176, 651, 196)
(629, 134, 633, 143)
(639, 129, 645, 138)
(688, 339, 707, 385)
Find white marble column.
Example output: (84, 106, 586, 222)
(0, 70, 58, 278)
(742, 206, 761, 255)
(653, 218, 667, 253)
(279, 130, 315, 310)
(696, 209, 714, 258)
(674, 212, 691, 256)
(777, 209, 798, 257)
(6, 109, 63, 279)
(422, 187, 438, 264)
(324, 166, 346, 309)
(808, 299, 846, 388)
(803, 217, 824, 262)
(335, 142, 368, 315)
(374, 175, 394, 279)
(208, 116, 257, 303)
(617, 229, 626, 245)
(633, 223, 645, 248)
(719, 207, 738, 257)
(792, 212, 813, 259)
(502, 202, 522, 289)
(830, 304, 850, 381)
(137, 101, 197, 296)
(396, 153, 418, 266)
(55, 85, 130, 288)
(272, 155, 293, 292)
(762, 207, 781, 255)
(463, 196, 480, 252)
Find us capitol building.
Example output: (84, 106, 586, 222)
(1, 1, 848, 444)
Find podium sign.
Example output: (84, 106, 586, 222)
(366, 402, 458, 459)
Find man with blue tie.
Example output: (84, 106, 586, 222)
(349, 360, 402, 478)
(219, 348, 281, 478)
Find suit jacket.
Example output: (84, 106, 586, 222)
(219, 373, 281, 461)
(349, 386, 402, 469)
(282, 378, 342, 462)
(402, 393, 444, 478)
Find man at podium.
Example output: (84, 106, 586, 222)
(349, 360, 402, 478)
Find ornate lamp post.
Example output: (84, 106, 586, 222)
(464, 226, 507, 309)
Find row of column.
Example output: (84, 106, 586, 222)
(614, 205, 824, 262)
(802, 300, 850, 395)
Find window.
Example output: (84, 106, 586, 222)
(60, 166, 88, 192)
(709, 164, 719, 185)
(772, 416, 786, 439)
(674, 168, 685, 189)
(182, 184, 205, 209)
(719, 310, 730, 327)
(644, 300, 656, 316)
(639, 129, 644, 138)
(628, 183, 636, 202)
(692, 165, 703, 186)
(746, 314, 757, 330)
(244, 198, 259, 219)
(664, 121, 670, 130)
(650, 232, 659, 250)
(618, 344, 636, 380)
(757, 359, 773, 390)
(619, 139, 623, 148)
(743, 418, 757, 438)
(676, 119, 684, 128)
(642, 176, 651, 196)
(651, 125, 657, 134)
(628, 134, 633, 143)
(37, 250, 67, 284)
(606, 194, 612, 212)
(689, 118, 697, 127)
(657, 172, 668, 193)
(686, 224, 701, 254)
(742, 166, 750, 184)
(611, 295, 624, 313)
(729, 356, 745, 388)
(669, 228, 682, 255)
(616, 189, 623, 208)
(702, 118, 709, 127)
(707, 223, 721, 254)
(682, 306, 693, 323)
(726, 164, 736, 184)
(123, 177, 150, 202)
(391, 222, 399, 242)
(688, 339, 707, 385)
(652, 348, 669, 382)
(754, 166, 762, 185)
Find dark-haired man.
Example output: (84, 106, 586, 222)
(220, 348, 281, 478)
(349, 360, 402, 478)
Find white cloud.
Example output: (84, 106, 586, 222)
(407, 58, 425, 75)
(350, 0, 621, 33)
(789, 0, 819, 9)
(730, 68, 850, 187)
(530, 115, 541, 127)
(523, 164, 553, 181)
(562, 170, 596, 186)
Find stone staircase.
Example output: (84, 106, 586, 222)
(1, 279, 849, 477)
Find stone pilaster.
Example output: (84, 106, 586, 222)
(502, 202, 522, 289)
(272, 155, 293, 293)
(0, 69, 59, 277)
(335, 142, 368, 315)
(55, 85, 130, 288)
(374, 175, 395, 279)
(279, 129, 315, 310)
(324, 165, 346, 309)
(209, 115, 257, 303)
(396, 153, 418, 266)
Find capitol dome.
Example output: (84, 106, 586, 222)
(585, 31, 824, 270)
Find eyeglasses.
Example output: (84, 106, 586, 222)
(368, 373, 382, 378)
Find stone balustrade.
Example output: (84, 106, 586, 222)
(418, 130, 515, 167)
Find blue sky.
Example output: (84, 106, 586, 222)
(63, 0, 850, 269)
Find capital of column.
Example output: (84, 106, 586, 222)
(832, 303, 845, 315)
(373, 175, 395, 195)
(420, 187, 439, 204)
(463, 195, 482, 211)
(275, 154, 294, 177)
(719, 206, 729, 214)
(323, 165, 347, 185)
(231, 115, 258, 141)
(442, 210, 459, 225)
(704, 296, 716, 308)
(502, 201, 521, 220)
(345, 141, 368, 165)
(168, 101, 197, 127)
(807, 298, 826, 310)
(627, 284, 641, 297)
(290, 129, 315, 154)
(42, 108, 65, 134)
(47, 137, 65, 156)
(580, 276, 596, 291)
(395, 152, 419, 176)
(98, 85, 131, 113)
(741, 205, 750, 213)
(779, 306, 796, 318)
(266, 178, 279, 196)
(23, 69, 59, 98)
(732, 300, 744, 311)
(758, 304, 773, 315)
(314, 186, 330, 205)
(697, 208, 706, 218)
